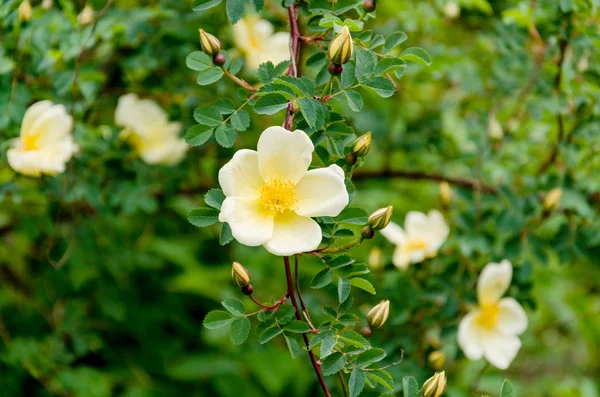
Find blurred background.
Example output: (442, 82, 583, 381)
(1, 0, 599, 396)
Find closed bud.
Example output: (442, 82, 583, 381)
(363, 0, 376, 12)
(232, 261, 251, 288)
(367, 300, 390, 328)
(352, 132, 371, 157)
(543, 188, 562, 212)
(328, 26, 353, 65)
(440, 181, 452, 207)
(368, 206, 393, 231)
(428, 350, 446, 370)
(199, 29, 221, 56)
(77, 4, 94, 26)
(422, 371, 447, 397)
(18, 0, 32, 22)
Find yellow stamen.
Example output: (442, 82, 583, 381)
(22, 135, 38, 151)
(260, 179, 297, 215)
(406, 239, 428, 251)
(476, 304, 500, 329)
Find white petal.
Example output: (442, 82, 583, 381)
(264, 212, 321, 256)
(219, 197, 274, 247)
(496, 298, 528, 335)
(7, 148, 42, 177)
(28, 104, 73, 145)
(458, 310, 484, 361)
(265, 32, 291, 65)
(427, 210, 450, 249)
(477, 259, 513, 306)
(115, 94, 138, 127)
(404, 211, 429, 236)
(481, 330, 522, 370)
(232, 18, 251, 52)
(138, 138, 188, 166)
(115, 94, 168, 135)
(7, 138, 77, 177)
(294, 165, 348, 217)
(257, 127, 313, 184)
(21, 100, 53, 135)
(253, 18, 275, 39)
(408, 247, 427, 264)
(391, 246, 411, 271)
(218, 149, 263, 200)
(380, 222, 407, 245)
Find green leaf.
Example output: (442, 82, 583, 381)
(283, 320, 311, 333)
(402, 376, 419, 397)
(225, 0, 244, 24)
(203, 310, 233, 329)
(185, 125, 214, 146)
(349, 277, 375, 294)
(257, 60, 291, 83)
(375, 57, 406, 76)
(222, 297, 245, 316)
(338, 263, 370, 278)
(366, 370, 394, 391)
(276, 76, 315, 96)
(355, 48, 377, 82)
(204, 189, 225, 210)
(308, 330, 336, 349)
(319, 336, 337, 358)
(362, 77, 396, 98)
(284, 334, 302, 358)
(230, 110, 251, 131)
(345, 90, 363, 112)
(253, 94, 289, 115)
(230, 317, 251, 345)
(298, 98, 329, 130)
(197, 68, 224, 85)
(339, 329, 369, 349)
(349, 368, 365, 397)
(220, 223, 233, 245)
(400, 47, 432, 66)
(276, 305, 296, 325)
(214, 98, 236, 114)
(500, 380, 514, 397)
(186, 51, 212, 71)
(326, 255, 355, 269)
(355, 348, 386, 367)
(194, 106, 223, 126)
(383, 32, 408, 54)
(338, 279, 351, 303)
(188, 207, 220, 227)
(259, 325, 283, 344)
(248, 0, 264, 11)
(336, 206, 369, 225)
(321, 352, 347, 376)
(311, 268, 333, 289)
(341, 63, 356, 89)
(215, 124, 237, 148)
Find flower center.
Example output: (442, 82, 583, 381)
(476, 304, 500, 329)
(22, 135, 39, 151)
(406, 239, 428, 252)
(259, 179, 297, 215)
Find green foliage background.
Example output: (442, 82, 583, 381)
(1, 0, 599, 396)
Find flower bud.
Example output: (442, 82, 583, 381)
(367, 300, 390, 328)
(361, 226, 375, 240)
(352, 132, 371, 158)
(18, 0, 32, 22)
(368, 206, 393, 231)
(360, 325, 372, 338)
(242, 284, 254, 296)
(232, 261, 251, 288)
(199, 29, 221, 56)
(440, 181, 452, 207)
(344, 152, 357, 166)
(328, 26, 353, 65)
(543, 188, 562, 212)
(363, 0, 376, 12)
(77, 4, 94, 26)
(428, 350, 446, 370)
(422, 371, 447, 397)
(368, 247, 383, 270)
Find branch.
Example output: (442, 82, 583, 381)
(284, 257, 331, 397)
(284, 4, 301, 130)
(352, 169, 498, 194)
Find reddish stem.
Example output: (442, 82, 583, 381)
(284, 5, 300, 130)
(284, 257, 331, 397)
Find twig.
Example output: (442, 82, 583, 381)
(352, 169, 498, 194)
(71, 0, 114, 113)
(222, 68, 257, 91)
(338, 371, 349, 397)
(284, 257, 331, 397)
(284, 4, 301, 130)
(294, 255, 317, 330)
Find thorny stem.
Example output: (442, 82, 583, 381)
(284, 4, 301, 130)
(284, 257, 331, 397)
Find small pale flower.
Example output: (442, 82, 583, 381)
(218, 126, 349, 256)
(115, 94, 188, 166)
(77, 4, 94, 25)
(232, 15, 290, 71)
(18, 0, 32, 22)
(41, 0, 53, 10)
(380, 210, 449, 270)
(458, 260, 528, 369)
(7, 101, 78, 177)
